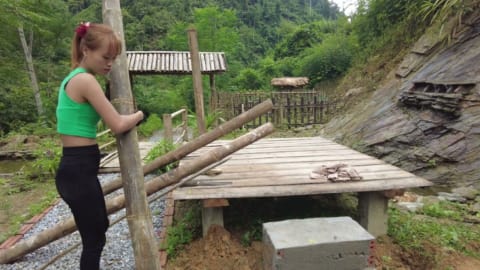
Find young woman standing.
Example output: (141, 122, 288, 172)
(55, 22, 143, 270)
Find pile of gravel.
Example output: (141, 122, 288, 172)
(0, 173, 167, 270)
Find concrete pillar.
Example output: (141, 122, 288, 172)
(358, 191, 389, 237)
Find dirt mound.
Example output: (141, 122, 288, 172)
(166, 225, 264, 270)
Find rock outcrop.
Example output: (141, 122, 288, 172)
(322, 12, 480, 188)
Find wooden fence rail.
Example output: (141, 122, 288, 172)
(214, 91, 339, 128)
(163, 107, 189, 144)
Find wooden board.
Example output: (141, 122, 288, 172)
(173, 137, 433, 200)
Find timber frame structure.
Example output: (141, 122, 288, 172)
(126, 51, 227, 108)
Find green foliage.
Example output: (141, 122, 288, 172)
(143, 140, 177, 174)
(164, 206, 201, 258)
(273, 20, 337, 59)
(0, 87, 38, 134)
(240, 218, 263, 246)
(233, 68, 266, 90)
(351, 0, 427, 62)
(418, 0, 476, 25)
(29, 138, 61, 177)
(297, 34, 354, 84)
(138, 113, 163, 138)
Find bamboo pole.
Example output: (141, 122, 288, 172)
(103, 1, 160, 269)
(188, 28, 206, 134)
(0, 123, 274, 264)
(100, 99, 273, 195)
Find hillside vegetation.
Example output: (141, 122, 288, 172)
(1, 0, 460, 136)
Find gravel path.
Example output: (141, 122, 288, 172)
(0, 173, 167, 270)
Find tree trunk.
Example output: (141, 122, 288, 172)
(0, 123, 274, 264)
(100, 99, 273, 195)
(102, 1, 160, 269)
(18, 26, 43, 116)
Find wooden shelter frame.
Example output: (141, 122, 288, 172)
(125, 50, 227, 112)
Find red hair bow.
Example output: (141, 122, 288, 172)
(75, 22, 90, 38)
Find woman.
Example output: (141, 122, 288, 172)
(55, 22, 143, 270)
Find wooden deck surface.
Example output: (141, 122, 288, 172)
(173, 137, 433, 200)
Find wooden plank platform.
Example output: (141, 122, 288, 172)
(173, 136, 433, 236)
(173, 137, 433, 199)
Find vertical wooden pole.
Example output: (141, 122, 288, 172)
(102, 1, 161, 269)
(163, 113, 173, 144)
(187, 28, 207, 134)
(209, 74, 217, 114)
(182, 106, 188, 142)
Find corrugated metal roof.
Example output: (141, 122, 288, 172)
(126, 51, 227, 75)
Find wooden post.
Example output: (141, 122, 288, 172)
(102, 1, 161, 269)
(181, 106, 188, 142)
(209, 74, 217, 114)
(187, 28, 206, 134)
(163, 113, 173, 144)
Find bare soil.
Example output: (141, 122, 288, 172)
(166, 224, 480, 270)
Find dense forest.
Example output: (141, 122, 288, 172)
(0, 0, 456, 135)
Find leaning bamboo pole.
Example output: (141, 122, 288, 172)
(0, 123, 274, 264)
(103, 1, 160, 269)
(100, 99, 273, 195)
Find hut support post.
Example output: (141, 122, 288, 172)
(358, 192, 388, 237)
(188, 28, 206, 134)
(201, 199, 229, 236)
(103, 1, 161, 269)
(209, 74, 217, 114)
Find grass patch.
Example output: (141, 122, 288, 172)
(388, 201, 480, 266)
(0, 178, 57, 243)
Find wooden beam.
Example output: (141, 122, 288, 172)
(102, 1, 161, 269)
(188, 28, 206, 134)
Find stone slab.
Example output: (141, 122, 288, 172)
(263, 217, 375, 270)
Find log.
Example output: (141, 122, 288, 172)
(100, 99, 273, 195)
(103, 1, 160, 269)
(0, 123, 274, 264)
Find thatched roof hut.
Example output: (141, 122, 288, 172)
(271, 77, 309, 90)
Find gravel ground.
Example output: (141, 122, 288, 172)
(0, 173, 167, 270)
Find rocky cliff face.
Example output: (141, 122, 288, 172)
(322, 13, 480, 189)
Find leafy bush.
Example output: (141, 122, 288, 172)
(138, 113, 163, 138)
(143, 139, 177, 174)
(297, 34, 354, 85)
(164, 206, 201, 258)
(30, 138, 61, 177)
(233, 68, 265, 90)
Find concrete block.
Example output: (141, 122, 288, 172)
(263, 217, 375, 270)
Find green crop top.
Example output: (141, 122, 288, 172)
(56, 67, 100, 138)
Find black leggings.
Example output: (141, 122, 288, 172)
(55, 144, 109, 270)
